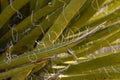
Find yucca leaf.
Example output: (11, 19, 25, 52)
(55, 22, 120, 63)
(39, 0, 88, 47)
(68, 0, 106, 33)
(0, 0, 9, 11)
(61, 71, 120, 80)
(75, 24, 120, 57)
(0, 7, 62, 60)
(63, 51, 120, 75)
(0, 58, 49, 79)
(63, 5, 120, 41)
(29, 0, 36, 12)
(11, 68, 32, 80)
(0, 0, 30, 29)
(0, 0, 10, 38)
(0, 0, 120, 79)
(0, 0, 70, 51)
(0, 26, 101, 70)
(78, 22, 120, 46)
(0, 63, 35, 79)
(80, 0, 120, 31)
(35, 0, 51, 11)
(90, 0, 120, 22)
(55, 50, 120, 79)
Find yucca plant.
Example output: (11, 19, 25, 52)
(0, 0, 120, 80)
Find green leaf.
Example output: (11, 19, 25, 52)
(0, 58, 49, 79)
(0, 0, 70, 50)
(68, 0, 107, 33)
(63, 51, 120, 75)
(0, 63, 35, 79)
(35, 0, 51, 11)
(0, 0, 9, 11)
(11, 68, 32, 80)
(0, 0, 30, 29)
(61, 71, 120, 80)
(0, 7, 62, 60)
(39, 0, 88, 47)
(0, 26, 101, 70)
(54, 22, 120, 63)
